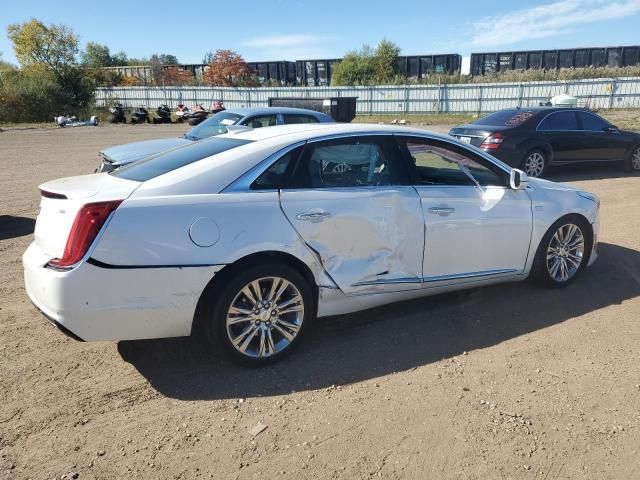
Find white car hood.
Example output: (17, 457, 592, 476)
(100, 137, 193, 166)
(527, 177, 579, 192)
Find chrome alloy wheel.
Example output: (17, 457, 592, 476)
(546, 223, 585, 282)
(226, 277, 305, 358)
(632, 147, 640, 170)
(524, 152, 545, 177)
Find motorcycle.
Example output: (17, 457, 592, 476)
(175, 104, 190, 123)
(211, 100, 225, 114)
(153, 104, 172, 124)
(107, 103, 126, 124)
(130, 105, 150, 124)
(186, 104, 209, 126)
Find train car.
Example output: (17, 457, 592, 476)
(470, 46, 640, 75)
(246, 61, 296, 86)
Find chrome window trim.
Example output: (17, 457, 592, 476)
(224, 130, 513, 194)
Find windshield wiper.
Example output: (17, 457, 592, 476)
(183, 133, 198, 141)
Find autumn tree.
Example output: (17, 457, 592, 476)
(204, 49, 255, 86)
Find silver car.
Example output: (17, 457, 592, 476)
(97, 107, 334, 172)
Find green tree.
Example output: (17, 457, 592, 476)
(373, 39, 401, 83)
(82, 42, 113, 67)
(331, 40, 401, 86)
(7, 19, 79, 81)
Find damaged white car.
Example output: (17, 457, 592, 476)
(24, 123, 600, 366)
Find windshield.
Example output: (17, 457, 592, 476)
(111, 137, 253, 182)
(185, 111, 244, 140)
(474, 110, 536, 127)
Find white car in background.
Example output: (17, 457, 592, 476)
(24, 123, 600, 366)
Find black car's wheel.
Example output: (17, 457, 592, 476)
(202, 264, 314, 367)
(625, 145, 640, 171)
(531, 215, 592, 288)
(521, 149, 547, 178)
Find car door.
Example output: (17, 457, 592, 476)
(279, 135, 425, 295)
(576, 111, 629, 161)
(537, 111, 586, 163)
(396, 136, 532, 287)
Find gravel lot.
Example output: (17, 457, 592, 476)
(1, 124, 639, 480)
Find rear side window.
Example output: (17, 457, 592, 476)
(112, 137, 252, 182)
(283, 114, 319, 124)
(251, 146, 303, 190)
(538, 111, 578, 131)
(474, 110, 536, 127)
(242, 115, 277, 128)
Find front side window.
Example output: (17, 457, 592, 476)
(243, 115, 277, 128)
(282, 114, 319, 124)
(399, 137, 504, 187)
(538, 111, 578, 131)
(291, 137, 399, 189)
(577, 112, 610, 131)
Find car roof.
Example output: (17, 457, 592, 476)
(225, 106, 332, 117)
(218, 122, 451, 143)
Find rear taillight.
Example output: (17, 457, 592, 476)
(480, 132, 504, 150)
(48, 200, 122, 269)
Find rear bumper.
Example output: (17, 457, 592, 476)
(23, 242, 223, 341)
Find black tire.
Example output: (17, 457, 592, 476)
(530, 214, 592, 288)
(187, 117, 202, 126)
(520, 148, 547, 178)
(201, 263, 315, 367)
(624, 145, 640, 172)
(107, 114, 116, 124)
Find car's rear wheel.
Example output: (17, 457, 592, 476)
(521, 149, 547, 178)
(625, 145, 640, 171)
(531, 215, 592, 288)
(203, 264, 314, 366)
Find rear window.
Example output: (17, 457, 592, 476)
(111, 137, 253, 182)
(474, 110, 536, 127)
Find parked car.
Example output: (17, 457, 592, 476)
(449, 107, 640, 177)
(25, 123, 600, 366)
(97, 107, 334, 172)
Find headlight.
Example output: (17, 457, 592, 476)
(577, 191, 600, 208)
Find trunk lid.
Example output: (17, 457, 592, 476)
(35, 173, 140, 258)
(100, 137, 193, 167)
(449, 125, 511, 147)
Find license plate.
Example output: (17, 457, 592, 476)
(459, 136, 472, 144)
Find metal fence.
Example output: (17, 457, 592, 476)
(95, 77, 640, 115)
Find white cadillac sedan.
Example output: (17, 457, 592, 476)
(24, 123, 600, 366)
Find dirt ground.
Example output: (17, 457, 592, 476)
(0, 123, 639, 480)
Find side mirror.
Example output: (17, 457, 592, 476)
(509, 168, 529, 190)
(604, 126, 618, 133)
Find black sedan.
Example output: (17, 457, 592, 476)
(449, 107, 640, 177)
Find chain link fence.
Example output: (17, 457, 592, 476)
(95, 77, 640, 115)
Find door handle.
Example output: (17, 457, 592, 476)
(296, 211, 332, 221)
(428, 206, 455, 216)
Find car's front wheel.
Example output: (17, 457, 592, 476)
(203, 264, 314, 366)
(531, 215, 592, 288)
(521, 149, 547, 178)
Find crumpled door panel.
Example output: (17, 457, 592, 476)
(280, 187, 424, 295)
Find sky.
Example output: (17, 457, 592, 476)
(1, 0, 640, 65)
